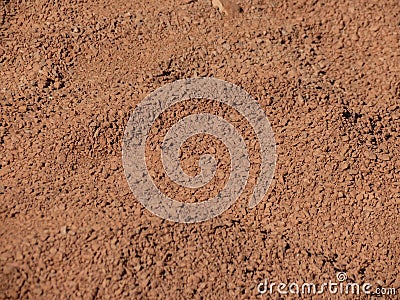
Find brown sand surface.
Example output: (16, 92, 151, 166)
(1, 0, 399, 299)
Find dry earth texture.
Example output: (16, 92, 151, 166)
(1, 0, 399, 299)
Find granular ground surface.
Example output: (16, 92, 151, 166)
(1, 0, 399, 299)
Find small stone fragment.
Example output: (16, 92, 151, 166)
(211, 0, 242, 15)
(60, 226, 67, 235)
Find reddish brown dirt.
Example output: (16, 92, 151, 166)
(1, 0, 399, 299)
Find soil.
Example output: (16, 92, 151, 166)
(1, 0, 399, 299)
